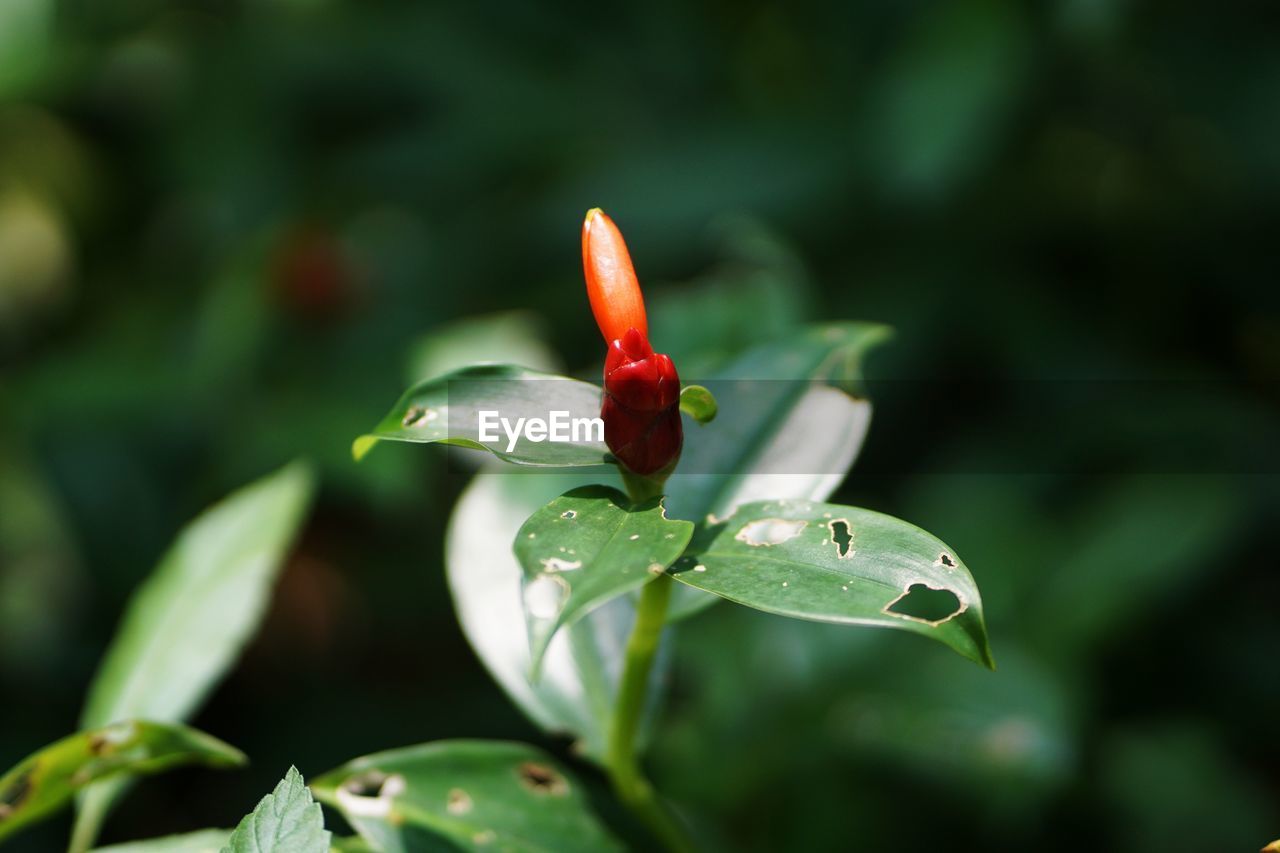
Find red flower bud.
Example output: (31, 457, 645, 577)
(583, 210, 682, 477)
(602, 328, 682, 475)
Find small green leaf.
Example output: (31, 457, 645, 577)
(354, 364, 610, 466)
(221, 767, 330, 853)
(311, 740, 622, 853)
(678, 385, 718, 424)
(0, 721, 244, 845)
(92, 829, 231, 852)
(514, 486, 693, 680)
(74, 462, 315, 850)
(670, 499, 994, 668)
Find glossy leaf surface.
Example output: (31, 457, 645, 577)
(514, 486, 693, 679)
(311, 740, 622, 853)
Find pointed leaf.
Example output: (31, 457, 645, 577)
(221, 767, 330, 853)
(670, 499, 994, 668)
(514, 486, 693, 679)
(353, 365, 609, 466)
(311, 741, 622, 853)
(74, 462, 316, 849)
(0, 721, 244, 845)
(664, 323, 889, 620)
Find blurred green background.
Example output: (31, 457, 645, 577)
(2, 0, 1277, 850)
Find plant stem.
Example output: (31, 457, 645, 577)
(607, 470, 695, 852)
(607, 573, 694, 852)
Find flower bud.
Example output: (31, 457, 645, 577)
(602, 328, 682, 476)
(583, 208, 647, 343)
(582, 209, 681, 477)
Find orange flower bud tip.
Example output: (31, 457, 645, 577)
(582, 207, 648, 343)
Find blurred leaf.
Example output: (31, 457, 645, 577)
(406, 311, 561, 384)
(353, 365, 608, 466)
(870, 0, 1027, 198)
(0, 721, 244, 846)
(1029, 475, 1241, 659)
(671, 499, 993, 668)
(222, 767, 330, 853)
(664, 323, 889, 620)
(514, 486, 693, 680)
(0, 0, 52, 97)
(311, 740, 622, 853)
(93, 830, 231, 852)
(73, 462, 316, 850)
(1100, 723, 1273, 853)
(448, 469, 667, 762)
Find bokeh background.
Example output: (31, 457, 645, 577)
(2, 1, 1278, 850)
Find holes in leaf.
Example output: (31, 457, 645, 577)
(936, 552, 956, 568)
(828, 519, 853, 558)
(735, 518, 806, 547)
(883, 583, 965, 626)
(516, 762, 568, 796)
(401, 405, 436, 428)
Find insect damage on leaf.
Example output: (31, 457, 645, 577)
(827, 519, 854, 558)
(734, 518, 807, 546)
(446, 788, 473, 815)
(336, 771, 406, 819)
(883, 583, 966, 627)
(516, 762, 568, 796)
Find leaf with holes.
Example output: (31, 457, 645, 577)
(448, 469, 669, 763)
(222, 767, 330, 853)
(670, 499, 994, 668)
(663, 322, 890, 620)
(310, 740, 622, 853)
(74, 462, 315, 850)
(514, 486, 693, 680)
(353, 364, 610, 466)
(0, 721, 244, 846)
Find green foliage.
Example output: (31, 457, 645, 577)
(677, 385, 717, 424)
(221, 768, 329, 853)
(311, 740, 622, 853)
(354, 365, 608, 466)
(73, 463, 316, 851)
(515, 486, 693, 679)
(0, 722, 243, 846)
(671, 500, 993, 668)
(447, 469, 649, 763)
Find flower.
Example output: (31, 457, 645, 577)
(583, 209, 682, 477)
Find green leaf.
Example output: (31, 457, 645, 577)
(664, 322, 889, 620)
(93, 829, 231, 852)
(353, 364, 609, 466)
(73, 462, 316, 851)
(514, 486, 693, 680)
(678, 385, 717, 424)
(448, 469, 668, 762)
(0, 721, 244, 845)
(670, 499, 994, 668)
(222, 767, 330, 853)
(311, 741, 622, 853)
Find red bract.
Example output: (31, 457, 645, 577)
(583, 209, 682, 477)
(602, 328, 682, 476)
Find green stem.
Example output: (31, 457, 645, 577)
(606, 470, 696, 852)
